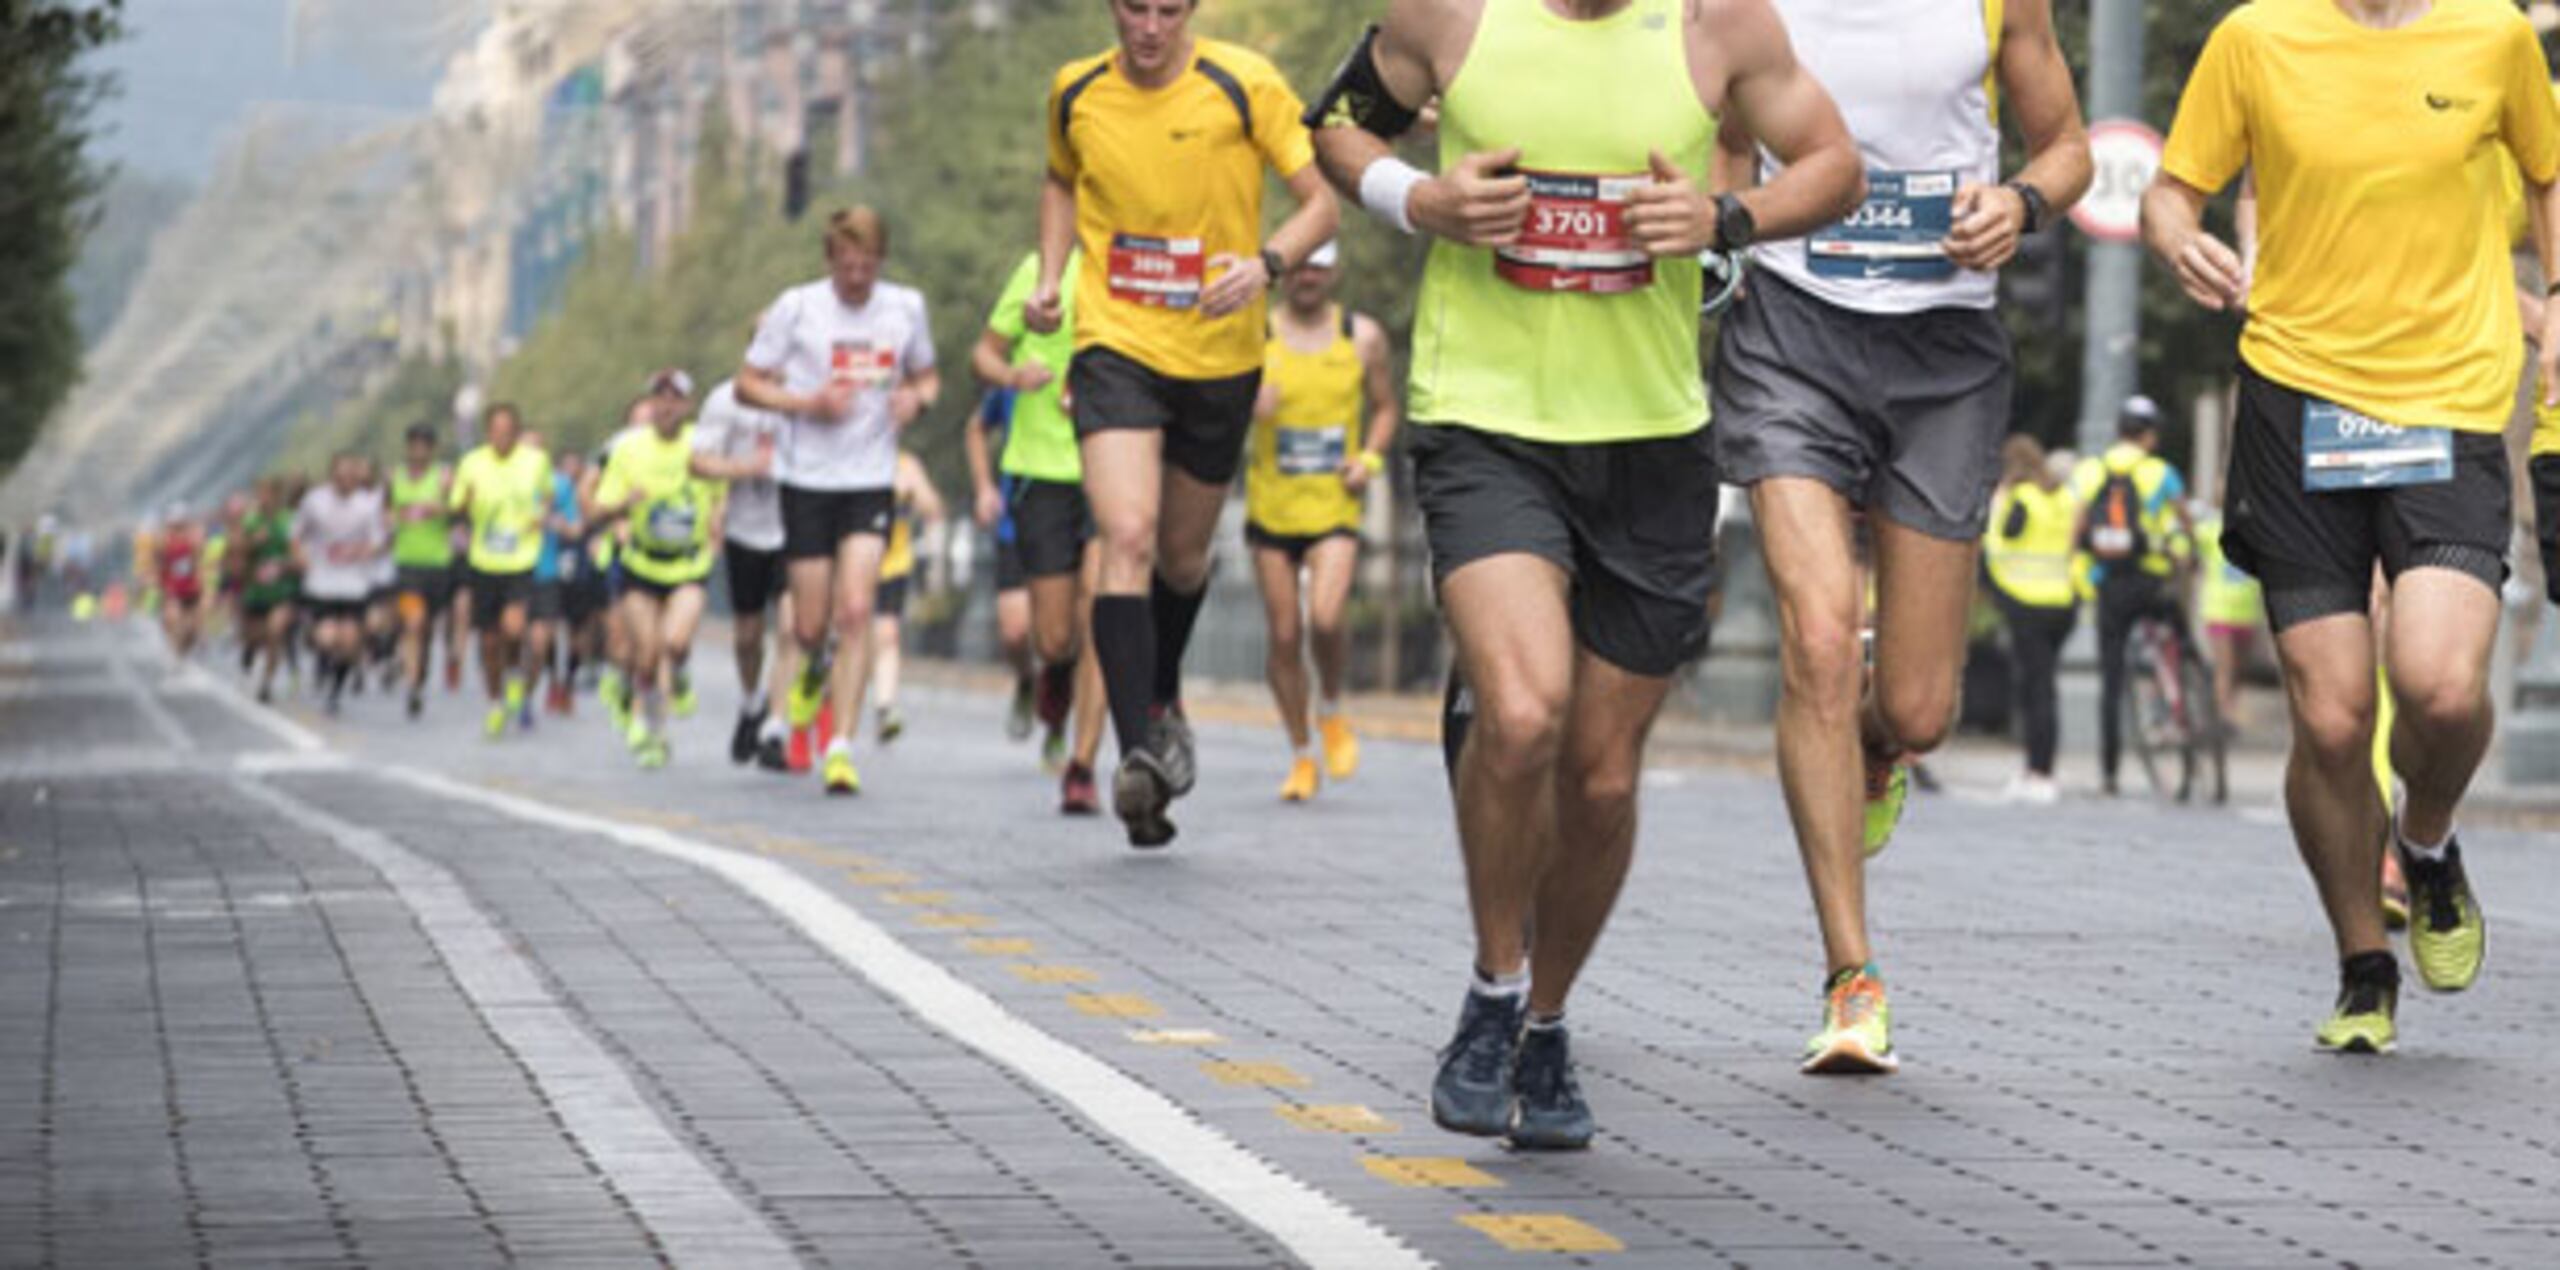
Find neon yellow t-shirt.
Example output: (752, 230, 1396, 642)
(450, 444, 553, 575)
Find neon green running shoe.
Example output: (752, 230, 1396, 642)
(2315, 960, 2398, 1055)
(502, 676, 526, 716)
(1802, 963, 1898, 1075)
(788, 664, 826, 729)
(1863, 758, 1909, 859)
(482, 704, 508, 740)
(822, 745, 861, 797)
(600, 669, 631, 732)
(670, 673, 697, 720)
(635, 735, 670, 770)
(625, 713, 652, 754)
(2400, 838, 2485, 993)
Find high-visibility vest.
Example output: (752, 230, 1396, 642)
(1984, 481, 2077, 610)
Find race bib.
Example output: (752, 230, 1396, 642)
(1808, 170, 1957, 282)
(2301, 400, 2453, 492)
(1496, 171, 1654, 294)
(642, 499, 700, 552)
(169, 556, 196, 580)
(483, 527, 522, 557)
(830, 341, 897, 391)
(1107, 233, 1205, 309)
(1275, 426, 1348, 477)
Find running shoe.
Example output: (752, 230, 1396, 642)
(1863, 756, 1909, 859)
(1007, 674, 1036, 742)
(670, 673, 697, 719)
(787, 664, 826, 729)
(635, 734, 670, 770)
(600, 670, 631, 732)
(503, 677, 527, 720)
(482, 704, 507, 740)
(1060, 762, 1101, 816)
(756, 730, 791, 773)
(625, 713, 652, 754)
(1042, 725, 1069, 774)
(1430, 988, 1525, 1137)
(1279, 756, 1319, 803)
(787, 725, 814, 773)
(823, 744, 861, 797)
(2381, 846, 2411, 932)
(877, 705, 905, 744)
(1150, 706, 1197, 798)
(1319, 714, 1360, 782)
(1508, 1023, 1594, 1151)
(1802, 963, 1898, 1075)
(1113, 749, 1178, 849)
(2315, 955, 2399, 1055)
(2399, 837, 2485, 992)
(731, 709, 765, 766)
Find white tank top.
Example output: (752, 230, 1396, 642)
(1749, 0, 2003, 315)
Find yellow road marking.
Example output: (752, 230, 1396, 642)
(1200, 1061, 1309, 1088)
(881, 890, 952, 906)
(1006, 964, 1098, 985)
(916, 912, 994, 931)
(1066, 993, 1162, 1019)
(1361, 1156, 1502, 1189)
(1457, 1215, 1623, 1254)
(1127, 1028, 1223, 1045)
(1275, 1105, 1396, 1134)
(963, 937, 1037, 956)
(847, 869, 919, 887)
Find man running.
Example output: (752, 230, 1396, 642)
(975, 248, 1109, 813)
(692, 370, 797, 768)
(1246, 240, 1396, 801)
(293, 454, 389, 714)
(1313, 0, 1860, 1146)
(1029, 0, 1340, 847)
(524, 432, 584, 723)
(868, 449, 944, 744)
(156, 505, 206, 665)
(2145, 0, 2560, 1054)
(592, 383, 720, 769)
(389, 424, 457, 718)
(1710, 0, 2090, 1075)
(238, 479, 297, 704)
(450, 405, 554, 740)
(2072, 397, 2196, 797)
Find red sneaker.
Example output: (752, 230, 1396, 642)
(1060, 763, 1101, 816)
(788, 725, 813, 773)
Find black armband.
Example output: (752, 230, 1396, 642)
(1303, 24, 1423, 140)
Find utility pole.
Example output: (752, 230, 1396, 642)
(2074, 0, 2148, 455)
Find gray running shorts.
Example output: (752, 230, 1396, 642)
(1711, 270, 2013, 541)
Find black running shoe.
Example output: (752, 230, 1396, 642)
(731, 708, 765, 765)
(1431, 989, 1524, 1137)
(754, 732, 791, 773)
(1149, 707, 1197, 798)
(1509, 1023, 1595, 1150)
(1113, 749, 1177, 849)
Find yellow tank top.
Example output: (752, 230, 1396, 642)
(1247, 306, 1365, 537)
(879, 499, 916, 581)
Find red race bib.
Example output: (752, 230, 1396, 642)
(829, 341, 897, 389)
(1495, 171, 1654, 295)
(1107, 233, 1206, 309)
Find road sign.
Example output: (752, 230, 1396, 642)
(2072, 119, 2163, 244)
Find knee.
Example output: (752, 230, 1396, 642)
(2290, 691, 2377, 770)
(1561, 746, 1641, 814)
(1309, 610, 1346, 646)
(1098, 515, 1156, 574)
(835, 598, 874, 635)
(1779, 615, 1864, 716)
(2393, 667, 2489, 740)
(1877, 676, 1956, 755)
(1265, 619, 1304, 663)
(1472, 685, 1567, 781)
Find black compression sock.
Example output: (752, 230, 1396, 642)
(1092, 595, 1156, 758)
(1148, 571, 1208, 710)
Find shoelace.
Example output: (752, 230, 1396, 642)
(2337, 977, 2391, 1017)
(1447, 1001, 1518, 1082)
(2409, 851, 2464, 933)
(1830, 978, 1882, 1030)
(1515, 1035, 1578, 1104)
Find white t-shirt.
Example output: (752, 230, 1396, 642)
(744, 277, 935, 492)
(294, 484, 386, 602)
(691, 380, 789, 552)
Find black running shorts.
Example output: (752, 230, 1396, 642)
(1068, 347, 1261, 485)
(725, 540, 786, 616)
(1009, 478, 1095, 580)
(781, 486, 894, 561)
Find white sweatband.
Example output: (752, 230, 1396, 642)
(1358, 156, 1427, 236)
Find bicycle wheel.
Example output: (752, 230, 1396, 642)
(2180, 648, 2228, 805)
(2123, 632, 2171, 801)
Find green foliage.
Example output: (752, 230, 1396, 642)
(0, 0, 125, 474)
(274, 353, 467, 476)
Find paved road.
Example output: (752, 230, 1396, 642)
(7, 619, 2560, 1269)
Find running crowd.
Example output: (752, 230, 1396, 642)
(115, 0, 2560, 1152)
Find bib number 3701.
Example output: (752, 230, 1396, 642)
(2300, 399, 2454, 493)
(1495, 171, 1654, 295)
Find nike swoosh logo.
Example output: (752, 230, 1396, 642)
(2426, 94, 2455, 111)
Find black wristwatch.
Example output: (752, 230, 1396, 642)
(1711, 193, 1756, 253)
(2006, 179, 2051, 234)
(1260, 246, 1287, 281)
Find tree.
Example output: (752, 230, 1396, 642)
(0, 0, 126, 473)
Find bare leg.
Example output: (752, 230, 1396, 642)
(1867, 515, 1976, 758)
(1752, 479, 1871, 973)
(1303, 536, 1360, 707)
(1442, 554, 1575, 981)
(1527, 651, 1674, 1017)
(1073, 541, 1108, 769)
(1252, 546, 1311, 751)
(827, 534, 888, 746)
(2386, 569, 2501, 847)
(2272, 612, 2389, 959)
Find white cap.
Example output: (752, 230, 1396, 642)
(649, 368, 696, 399)
(1304, 240, 1340, 270)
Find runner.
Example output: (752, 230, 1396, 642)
(1312, 0, 1860, 1144)
(389, 425, 455, 718)
(1710, 0, 2089, 1074)
(237, 478, 297, 704)
(592, 378, 721, 769)
(292, 453, 389, 715)
(540, 448, 591, 716)
(1984, 434, 2077, 805)
(1246, 239, 1396, 801)
(2143, 0, 2560, 1053)
(588, 395, 656, 735)
(868, 450, 945, 744)
(450, 404, 554, 740)
(975, 247, 1109, 813)
(521, 431, 584, 726)
(155, 505, 206, 665)
(359, 457, 401, 694)
(1031, 0, 1339, 847)
(736, 206, 940, 797)
(2071, 397, 2195, 798)
(964, 388, 1043, 746)
(690, 369, 797, 768)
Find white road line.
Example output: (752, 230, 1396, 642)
(167, 659, 326, 751)
(377, 764, 1433, 1270)
(110, 646, 196, 753)
(233, 777, 802, 1270)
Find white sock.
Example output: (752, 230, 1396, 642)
(758, 713, 788, 742)
(2397, 814, 2452, 862)
(827, 735, 851, 759)
(1525, 1010, 1566, 1032)
(1471, 965, 1529, 1000)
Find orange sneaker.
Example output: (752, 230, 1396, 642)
(1279, 756, 1320, 803)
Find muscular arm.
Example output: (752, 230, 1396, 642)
(1707, 0, 1865, 242)
(1308, 0, 1448, 202)
(2140, 173, 2247, 312)
(1995, 0, 2091, 214)
(1354, 314, 1400, 463)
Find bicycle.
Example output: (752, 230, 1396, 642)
(2123, 611, 2227, 805)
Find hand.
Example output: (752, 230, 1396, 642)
(1410, 146, 1530, 247)
(1011, 363, 1055, 394)
(2168, 230, 2248, 313)
(1201, 252, 1271, 319)
(1626, 150, 1715, 258)
(1024, 282, 1064, 335)
(974, 485, 1004, 530)
(889, 386, 926, 428)
(813, 381, 858, 421)
(1340, 457, 1373, 497)
(1943, 182, 2027, 272)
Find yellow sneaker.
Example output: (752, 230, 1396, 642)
(2315, 961, 2398, 1055)
(482, 704, 508, 740)
(1279, 756, 1319, 803)
(1862, 757, 1909, 859)
(823, 746, 861, 797)
(1319, 714, 1360, 781)
(2400, 839, 2485, 993)
(788, 666, 825, 729)
(1802, 963, 1898, 1075)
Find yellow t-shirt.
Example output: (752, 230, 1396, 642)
(2161, 0, 2560, 432)
(598, 425, 719, 586)
(450, 444, 554, 575)
(1045, 40, 1315, 382)
(1247, 306, 1367, 538)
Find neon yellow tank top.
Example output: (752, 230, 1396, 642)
(1248, 306, 1365, 538)
(1410, 0, 1715, 443)
(880, 500, 916, 582)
